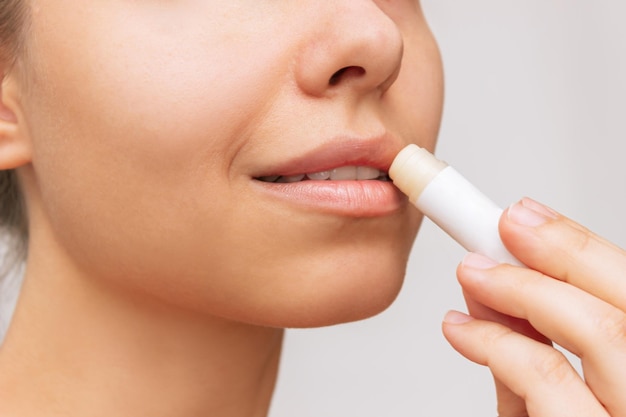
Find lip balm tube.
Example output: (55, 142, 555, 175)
(389, 144, 522, 266)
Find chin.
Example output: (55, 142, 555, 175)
(242, 238, 415, 329)
(279, 266, 407, 329)
(195, 210, 424, 329)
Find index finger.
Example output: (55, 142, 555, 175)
(499, 198, 626, 311)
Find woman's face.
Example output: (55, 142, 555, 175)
(15, 0, 443, 326)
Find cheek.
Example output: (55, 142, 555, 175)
(23, 0, 293, 190)
(387, 11, 444, 150)
(22, 5, 289, 268)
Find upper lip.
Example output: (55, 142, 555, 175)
(252, 134, 404, 178)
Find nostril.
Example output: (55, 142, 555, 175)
(328, 66, 366, 86)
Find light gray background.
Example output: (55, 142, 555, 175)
(270, 1, 626, 416)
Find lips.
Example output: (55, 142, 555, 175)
(250, 137, 407, 217)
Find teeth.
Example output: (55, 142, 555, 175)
(356, 166, 381, 180)
(306, 170, 331, 180)
(258, 175, 280, 182)
(257, 166, 387, 183)
(276, 174, 305, 183)
(330, 166, 357, 180)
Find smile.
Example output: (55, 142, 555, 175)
(256, 166, 390, 183)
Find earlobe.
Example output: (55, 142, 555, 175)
(0, 70, 32, 170)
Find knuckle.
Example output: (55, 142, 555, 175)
(532, 349, 573, 385)
(482, 324, 514, 350)
(593, 310, 626, 348)
(558, 229, 596, 283)
(568, 228, 595, 258)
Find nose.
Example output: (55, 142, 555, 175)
(294, 1, 404, 98)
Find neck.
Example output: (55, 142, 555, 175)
(0, 241, 283, 417)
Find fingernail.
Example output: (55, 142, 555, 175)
(462, 252, 499, 270)
(507, 197, 558, 227)
(443, 310, 474, 325)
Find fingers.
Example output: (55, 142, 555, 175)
(458, 255, 626, 416)
(463, 295, 530, 417)
(493, 378, 528, 417)
(499, 197, 626, 312)
(464, 289, 550, 346)
(442, 312, 610, 417)
(445, 197, 626, 415)
(494, 197, 626, 415)
(458, 256, 624, 356)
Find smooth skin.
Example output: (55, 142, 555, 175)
(0, 1, 443, 416)
(444, 197, 626, 416)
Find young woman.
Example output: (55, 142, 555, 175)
(0, 1, 623, 416)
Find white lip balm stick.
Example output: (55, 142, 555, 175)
(389, 144, 522, 266)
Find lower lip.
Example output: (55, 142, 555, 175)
(252, 179, 406, 217)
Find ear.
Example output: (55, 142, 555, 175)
(0, 68, 32, 170)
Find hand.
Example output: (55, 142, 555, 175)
(442, 197, 626, 417)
